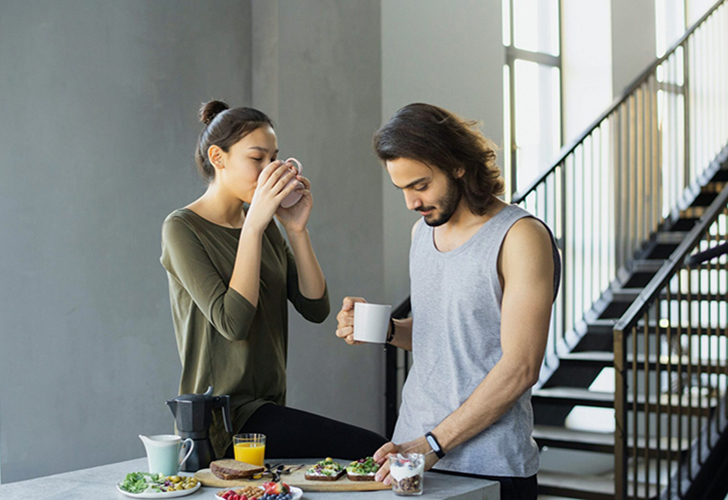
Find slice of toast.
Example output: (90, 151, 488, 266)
(345, 456, 379, 482)
(346, 472, 376, 481)
(304, 469, 345, 481)
(305, 458, 345, 481)
(210, 459, 264, 480)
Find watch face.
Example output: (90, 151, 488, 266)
(426, 433, 444, 458)
(426, 434, 439, 451)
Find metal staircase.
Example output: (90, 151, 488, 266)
(516, 1, 728, 498)
(385, 1, 728, 499)
(532, 154, 728, 500)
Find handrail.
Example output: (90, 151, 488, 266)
(613, 146, 728, 499)
(614, 163, 728, 332)
(685, 241, 728, 266)
(512, 0, 725, 204)
(513, 0, 728, 383)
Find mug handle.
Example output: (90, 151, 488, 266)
(285, 157, 302, 174)
(179, 438, 195, 466)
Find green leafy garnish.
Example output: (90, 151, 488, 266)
(119, 472, 166, 493)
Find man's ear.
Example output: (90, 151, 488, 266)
(455, 166, 466, 179)
(208, 145, 225, 170)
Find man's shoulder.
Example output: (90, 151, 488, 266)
(411, 218, 423, 241)
(501, 216, 554, 263)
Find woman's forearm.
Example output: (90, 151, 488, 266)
(286, 228, 326, 299)
(229, 223, 265, 307)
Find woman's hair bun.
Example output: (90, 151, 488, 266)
(199, 100, 230, 126)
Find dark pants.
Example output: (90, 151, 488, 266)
(224, 403, 388, 460)
(433, 469, 538, 500)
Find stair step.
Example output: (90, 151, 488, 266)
(583, 319, 726, 336)
(538, 470, 660, 500)
(691, 190, 719, 207)
(645, 244, 679, 260)
(709, 169, 728, 182)
(610, 288, 645, 301)
(655, 231, 689, 244)
(560, 351, 728, 373)
(533, 387, 613, 407)
(631, 259, 665, 273)
(670, 216, 699, 232)
(534, 425, 614, 453)
(597, 301, 632, 319)
(584, 319, 617, 335)
(533, 425, 690, 458)
(559, 352, 614, 368)
(532, 387, 715, 416)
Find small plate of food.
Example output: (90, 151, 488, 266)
(216, 481, 302, 500)
(116, 472, 201, 498)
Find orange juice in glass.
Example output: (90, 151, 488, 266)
(233, 433, 266, 466)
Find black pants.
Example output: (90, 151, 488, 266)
(224, 403, 388, 460)
(433, 469, 538, 500)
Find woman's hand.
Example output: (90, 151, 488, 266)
(276, 171, 312, 233)
(335, 296, 367, 345)
(246, 161, 300, 233)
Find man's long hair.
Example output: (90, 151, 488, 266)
(374, 103, 505, 215)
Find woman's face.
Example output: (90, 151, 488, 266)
(217, 125, 279, 203)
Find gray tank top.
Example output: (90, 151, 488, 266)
(392, 204, 560, 477)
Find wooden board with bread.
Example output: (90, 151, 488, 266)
(195, 458, 390, 492)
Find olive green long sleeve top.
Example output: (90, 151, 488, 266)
(160, 208, 330, 458)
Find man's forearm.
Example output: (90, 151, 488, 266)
(388, 317, 413, 351)
(432, 356, 539, 452)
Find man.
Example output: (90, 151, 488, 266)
(335, 103, 561, 500)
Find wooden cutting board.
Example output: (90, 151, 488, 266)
(194, 465, 390, 492)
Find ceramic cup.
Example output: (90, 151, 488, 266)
(279, 157, 304, 208)
(139, 434, 194, 476)
(353, 303, 392, 344)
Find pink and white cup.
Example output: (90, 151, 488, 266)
(280, 157, 304, 208)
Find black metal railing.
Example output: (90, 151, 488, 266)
(385, 298, 411, 438)
(512, 0, 728, 381)
(613, 176, 728, 499)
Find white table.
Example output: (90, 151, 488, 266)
(0, 458, 500, 500)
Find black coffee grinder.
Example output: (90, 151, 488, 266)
(166, 386, 232, 472)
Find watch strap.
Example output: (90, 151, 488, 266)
(425, 431, 445, 459)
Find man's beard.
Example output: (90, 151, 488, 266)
(420, 176, 462, 227)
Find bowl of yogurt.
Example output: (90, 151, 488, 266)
(389, 453, 425, 496)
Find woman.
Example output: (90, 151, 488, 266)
(161, 101, 386, 460)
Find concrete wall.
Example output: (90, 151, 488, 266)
(611, 0, 657, 96)
(0, 0, 252, 483)
(250, 0, 386, 434)
(0, 0, 385, 483)
(380, 0, 504, 305)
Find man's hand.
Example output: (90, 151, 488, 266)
(335, 296, 367, 345)
(372, 438, 439, 485)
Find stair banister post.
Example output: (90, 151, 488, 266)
(614, 325, 628, 500)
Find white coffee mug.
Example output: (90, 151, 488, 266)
(353, 303, 392, 344)
(280, 157, 304, 208)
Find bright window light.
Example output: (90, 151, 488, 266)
(513, 0, 559, 55)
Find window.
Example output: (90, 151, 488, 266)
(503, 0, 562, 198)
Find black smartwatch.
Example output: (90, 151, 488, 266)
(425, 431, 446, 459)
